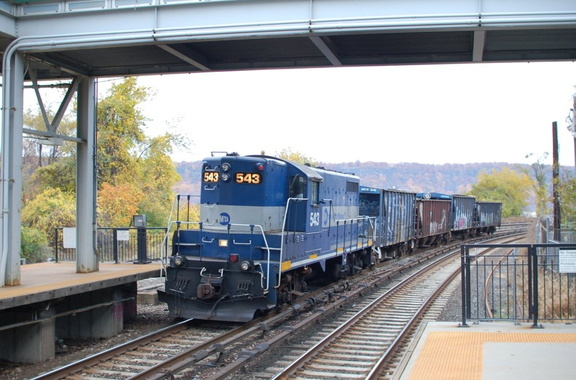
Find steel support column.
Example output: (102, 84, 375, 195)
(0, 51, 24, 287)
(76, 77, 98, 272)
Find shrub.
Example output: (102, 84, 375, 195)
(21, 226, 49, 263)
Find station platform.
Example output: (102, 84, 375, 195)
(0, 261, 164, 363)
(0, 261, 163, 309)
(397, 321, 576, 380)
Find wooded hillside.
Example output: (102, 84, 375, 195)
(174, 160, 529, 196)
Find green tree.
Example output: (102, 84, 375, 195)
(21, 187, 76, 239)
(21, 226, 49, 264)
(97, 77, 148, 185)
(467, 167, 532, 217)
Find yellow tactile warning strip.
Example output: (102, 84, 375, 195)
(408, 330, 576, 380)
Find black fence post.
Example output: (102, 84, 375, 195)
(531, 244, 540, 328)
(460, 245, 469, 327)
(54, 228, 59, 263)
(113, 229, 119, 263)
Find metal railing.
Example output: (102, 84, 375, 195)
(53, 227, 168, 263)
(461, 242, 576, 326)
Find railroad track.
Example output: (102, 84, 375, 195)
(33, 228, 526, 380)
(258, 243, 463, 379)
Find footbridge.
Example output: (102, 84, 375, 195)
(1, 0, 576, 285)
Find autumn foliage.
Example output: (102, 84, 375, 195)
(21, 77, 184, 261)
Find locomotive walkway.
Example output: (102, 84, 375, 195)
(398, 321, 576, 380)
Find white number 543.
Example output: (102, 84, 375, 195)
(310, 211, 320, 227)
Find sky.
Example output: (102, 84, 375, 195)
(28, 60, 576, 167)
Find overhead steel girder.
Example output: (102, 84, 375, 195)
(1, 0, 575, 79)
(8, 0, 576, 36)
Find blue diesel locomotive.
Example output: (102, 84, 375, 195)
(158, 153, 375, 322)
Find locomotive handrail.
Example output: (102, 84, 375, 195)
(333, 216, 375, 255)
(220, 223, 272, 292)
(278, 197, 309, 289)
(165, 220, 201, 259)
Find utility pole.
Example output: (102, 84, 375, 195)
(573, 93, 576, 171)
(552, 121, 561, 241)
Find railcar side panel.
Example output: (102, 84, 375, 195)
(416, 199, 450, 246)
(451, 195, 476, 238)
(475, 201, 502, 233)
(360, 187, 417, 258)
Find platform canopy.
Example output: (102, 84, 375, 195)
(0, 0, 574, 81)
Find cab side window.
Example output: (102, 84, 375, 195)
(311, 180, 319, 206)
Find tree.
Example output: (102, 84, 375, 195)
(467, 167, 532, 217)
(97, 182, 143, 227)
(21, 227, 49, 264)
(21, 77, 183, 233)
(97, 77, 148, 185)
(23, 107, 77, 202)
(276, 148, 319, 166)
(556, 171, 576, 227)
(524, 153, 549, 217)
(21, 187, 76, 239)
(95, 77, 183, 227)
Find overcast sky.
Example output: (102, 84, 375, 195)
(127, 61, 576, 167)
(25, 60, 576, 167)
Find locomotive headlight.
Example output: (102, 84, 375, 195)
(240, 260, 252, 271)
(221, 173, 231, 182)
(173, 255, 185, 266)
(221, 162, 231, 172)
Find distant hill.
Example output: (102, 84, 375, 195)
(174, 160, 529, 196)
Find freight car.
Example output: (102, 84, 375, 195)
(475, 201, 502, 234)
(159, 153, 502, 322)
(417, 193, 477, 240)
(359, 187, 416, 259)
(158, 153, 374, 322)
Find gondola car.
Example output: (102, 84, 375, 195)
(158, 153, 374, 322)
(415, 194, 451, 246)
(418, 193, 476, 240)
(360, 187, 417, 259)
(475, 201, 502, 234)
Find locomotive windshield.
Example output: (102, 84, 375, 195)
(289, 175, 306, 198)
